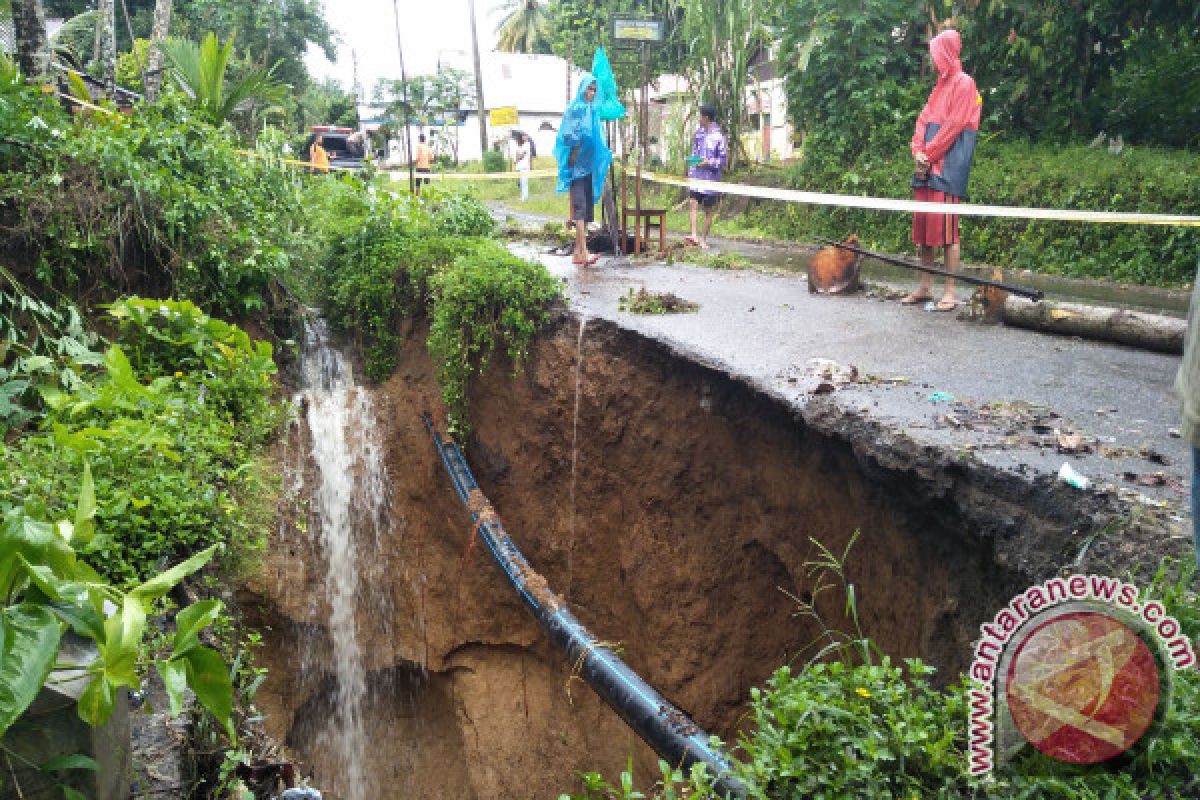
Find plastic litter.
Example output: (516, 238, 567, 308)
(590, 48, 626, 122)
(928, 391, 956, 404)
(1058, 462, 1090, 490)
(923, 301, 937, 312)
(280, 789, 322, 800)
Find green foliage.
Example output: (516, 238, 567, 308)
(374, 67, 475, 128)
(675, 0, 774, 168)
(963, 1, 1200, 144)
(0, 267, 104, 435)
(296, 78, 360, 130)
(546, 0, 686, 87)
(482, 149, 508, 173)
(162, 32, 287, 125)
(779, 0, 927, 163)
(105, 298, 281, 443)
(617, 287, 699, 314)
(744, 140, 1200, 286)
(320, 189, 488, 381)
(688, 251, 749, 270)
(115, 39, 153, 94)
(1098, 27, 1200, 149)
(570, 552, 1200, 800)
(0, 466, 233, 740)
(0, 298, 285, 586)
(432, 190, 498, 237)
(319, 188, 563, 430)
(739, 658, 967, 799)
(0, 80, 309, 317)
(779, 0, 1200, 149)
(496, 0, 553, 54)
(427, 241, 562, 432)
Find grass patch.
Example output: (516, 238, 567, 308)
(618, 287, 699, 314)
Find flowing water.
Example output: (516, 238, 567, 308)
(566, 314, 588, 596)
(293, 319, 390, 800)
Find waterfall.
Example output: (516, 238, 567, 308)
(294, 318, 389, 800)
(566, 314, 587, 597)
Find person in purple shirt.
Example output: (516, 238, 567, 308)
(684, 104, 727, 250)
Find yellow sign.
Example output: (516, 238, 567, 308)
(489, 106, 518, 126)
(614, 19, 663, 42)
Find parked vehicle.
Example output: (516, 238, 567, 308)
(309, 125, 369, 171)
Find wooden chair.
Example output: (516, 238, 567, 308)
(622, 207, 667, 256)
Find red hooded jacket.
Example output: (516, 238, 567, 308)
(911, 30, 981, 198)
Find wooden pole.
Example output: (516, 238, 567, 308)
(467, 0, 488, 160)
(634, 44, 647, 254)
(392, 0, 416, 193)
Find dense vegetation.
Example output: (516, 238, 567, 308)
(758, 141, 1200, 286)
(562, 559, 1200, 800)
(0, 62, 310, 318)
(760, 0, 1200, 285)
(317, 182, 562, 430)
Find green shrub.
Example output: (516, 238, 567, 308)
(317, 186, 558, 421)
(564, 558, 1200, 800)
(427, 241, 562, 431)
(0, 84, 312, 318)
(320, 191, 492, 381)
(430, 190, 497, 237)
(745, 139, 1200, 286)
(0, 298, 285, 586)
(482, 149, 507, 173)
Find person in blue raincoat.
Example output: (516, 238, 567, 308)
(555, 73, 612, 266)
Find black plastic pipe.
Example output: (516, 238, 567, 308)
(422, 414, 745, 798)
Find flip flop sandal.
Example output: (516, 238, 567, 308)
(585, 254, 600, 266)
(900, 293, 933, 305)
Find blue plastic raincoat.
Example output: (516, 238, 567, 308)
(554, 74, 612, 204)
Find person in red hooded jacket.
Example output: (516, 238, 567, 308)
(902, 29, 982, 311)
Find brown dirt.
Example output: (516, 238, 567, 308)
(239, 312, 1054, 799)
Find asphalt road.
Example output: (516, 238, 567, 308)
(509, 239, 1193, 530)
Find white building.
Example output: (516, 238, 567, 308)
(382, 50, 574, 167)
(645, 42, 797, 165)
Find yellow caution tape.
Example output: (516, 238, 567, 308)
(643, 172, 1200, 228)
(386, 168, 558, 181)
(55, 91, 119, 116)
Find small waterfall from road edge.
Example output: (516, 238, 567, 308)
(566, 314, 587, 596)
(294, 318, 389, 800)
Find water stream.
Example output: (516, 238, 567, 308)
(294, 319, 390, 800)
(566, 314, 588, 597)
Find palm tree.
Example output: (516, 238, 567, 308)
(161, 32, 287, 125)
(49, 11, 99, 71)
(143, 0, 173, 102)
(10, 0, 50, 81)
(93, 0, 115, 87)
(495, 0, 550, 54)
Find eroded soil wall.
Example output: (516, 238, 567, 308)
(241, 313, 1039, 799)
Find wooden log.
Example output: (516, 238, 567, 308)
(1002, 297, 1187, 354)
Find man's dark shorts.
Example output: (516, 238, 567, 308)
(416, 168, 431, 186)
(689, 191, 718, 209)
(570, 175, 594, 223)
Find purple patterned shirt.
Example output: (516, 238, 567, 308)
(688, 124, 728, 195)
